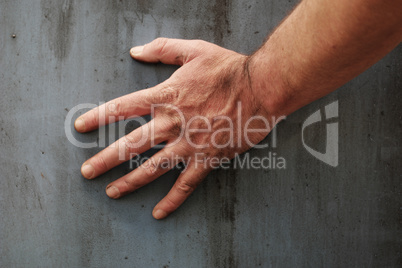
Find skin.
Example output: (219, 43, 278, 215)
(75, 0, 402, 219)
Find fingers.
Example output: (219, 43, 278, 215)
(152, 162, 210, 220)
(80, 117, 171, 179)
(74, 82, 180, 133)
(130, 38, 204, 66)
(74, 88, 159, 133)
(105, 146, 188, 199)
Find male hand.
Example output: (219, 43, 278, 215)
(75, 38, 275, 219)
(75, 0, 402, 221)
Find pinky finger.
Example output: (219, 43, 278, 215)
(152, 162, 210, 220)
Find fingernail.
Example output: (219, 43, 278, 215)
(81, 164, 95, 179)
(130, 46, 143, 57)
(153, 209, 167, 220)
(106, 185, 120, 199)
(74, 117, 85, 132)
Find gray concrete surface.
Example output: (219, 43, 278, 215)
(1, 0, 401, 267)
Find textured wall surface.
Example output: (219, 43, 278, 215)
(0, 0, 401, 267)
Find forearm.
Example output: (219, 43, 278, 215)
(248, 0, 402, 117)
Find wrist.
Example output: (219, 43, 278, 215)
(245, 50, 292, 119)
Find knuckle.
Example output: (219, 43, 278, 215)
(154, 37, 168, 45)
(121, 136, 139, 158)
(141, 159, 158, 177)
(191, 39, 208, 53)
(154, 107, 183, 137)
(192, 39, 205, 46)
(123, 176, 139, 190)
(106, 98, 123, 118)
(86, 106, 100, 126)
(176, 179, 194, 195)
(165, 195, 179, 207)
(94, 154, 108, 171)
(168, 116, 183, 137)
(153, 37, 169, 56)
(159, 85, 178, 103)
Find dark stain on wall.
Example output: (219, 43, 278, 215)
(41, 0, 75, 61)
(204, 166, 238, 267)
(212, 0, 231, 45)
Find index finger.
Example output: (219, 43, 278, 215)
(74, 83, 171, 133)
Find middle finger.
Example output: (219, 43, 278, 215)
(80, 117, 171, 179)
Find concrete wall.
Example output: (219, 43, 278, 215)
(1, 0, 400, 267)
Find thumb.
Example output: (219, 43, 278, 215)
(130, 38, 202, 66)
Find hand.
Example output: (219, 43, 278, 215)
(75, 38, 275, 219)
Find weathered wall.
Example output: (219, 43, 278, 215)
(0, 0, 401, 267)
